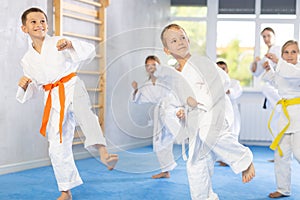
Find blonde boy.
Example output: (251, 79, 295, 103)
(160, 24, 255, 200)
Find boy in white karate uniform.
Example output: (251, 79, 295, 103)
(216, 61, 243, 166)
(16, 7, 118, 200)
(159, 24, 255, 200)
(217, 61, 243, 139)
(262, 40, 300, 198)
(131, 55, 181, 179)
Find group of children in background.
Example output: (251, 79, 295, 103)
(17, 7, 299, 200)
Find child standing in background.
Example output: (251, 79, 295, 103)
(216, 61, 243, 139)
(16, 7, 118, 200)
(131, 55, 180, 179)
(216, 61, 243, 167)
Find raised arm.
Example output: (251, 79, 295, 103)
(60, 37, 96, 64)
(16, 76, 38, 103)
(276, 59, 300, 78)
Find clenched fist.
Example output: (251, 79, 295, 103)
(18, 76, 32, 91)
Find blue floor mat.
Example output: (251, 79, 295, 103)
(0, 145, 299, 200)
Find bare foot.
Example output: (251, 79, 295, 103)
(269, 191, 288, 198)
(152, 171, 170, 179)
(242, 162, 255, 183)
(217, 161, 228, 167)
(101, 154, 119, 170)
(97, 144, 119, 170)
(57, 191, 72, 200)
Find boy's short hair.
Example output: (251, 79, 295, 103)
(21, 7, 48, 25)
(216, 61, 227, 66)
(145, 55, 161, 65)
(160, 23, 187, 47)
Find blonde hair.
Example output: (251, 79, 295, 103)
(281, 40, 299, 56)
(160, 23, 187, 47)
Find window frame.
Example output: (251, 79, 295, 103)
(170, 0, 300, 89)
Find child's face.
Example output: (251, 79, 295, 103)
(21, 12, 48, 40)
(282, 43, 299, 65)
(163, 27, 190, 59)
(145, 59, 157, 74)
(217, 64, 229, 73)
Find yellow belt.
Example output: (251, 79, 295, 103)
(268, 97, 300, 156)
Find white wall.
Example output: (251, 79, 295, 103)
(104, 0, 170, 150)
(0, 1, 51, 175)
(0, 0, 170, 175)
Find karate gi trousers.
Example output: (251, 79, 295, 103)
(48, 78, 107, 191)
(153, 105, 177, 172)
(274, 132, 300, 196)
(186, 119, 253, 200)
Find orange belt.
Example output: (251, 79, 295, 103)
(40, 73, 76, 143)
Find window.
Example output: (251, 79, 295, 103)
(170, 0, 300, 88)
(217, 21, 255, 86)
(261, 0, 296, 14)
(171, 6, 207, 17)
(218, 0, 255, 14)
(260, 24, 294, 56)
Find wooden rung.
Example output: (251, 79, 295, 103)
(95, 54, 102, 58)
(63, 12, 102, 25)
(92, 104, 103, 109)
(63, 2, 98, 18)
(63, 31, 102, 41)
(77, 70, 101, 75)
(75, 0, 102, 7)
(72, 140, 84, 145)
(73, 130, 84, 145)
(87, 88, 101, 92)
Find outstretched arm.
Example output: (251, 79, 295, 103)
(131, 81, 139, 101)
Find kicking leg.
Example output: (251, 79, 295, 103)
(72, 79, 118, 170)
(97, 144, 119, 170)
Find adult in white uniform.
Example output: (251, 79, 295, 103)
(131, 55, 180, 179)
(16, 8, 118, 200)
(160, 24, 255, 200)
(250, 27, 281, 110)
(262, 40, 300, 198)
